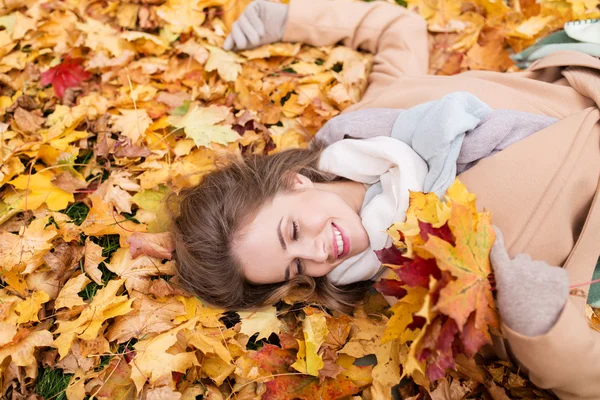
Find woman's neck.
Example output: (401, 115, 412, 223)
(314, 180, 367, 213)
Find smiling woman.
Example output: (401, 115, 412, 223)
(235, 174, 369, 284)
(170, 146, 374, 312)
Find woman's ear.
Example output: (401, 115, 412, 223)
(293, 173, 314, 189)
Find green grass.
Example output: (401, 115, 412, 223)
(74, 150, 93, 172)
(78, 262, 117, 301)
(77, 235, 121, 301)
(35, 368, 71, 400)
(63, 202, 90, 226)
(90, 234, 121, 258)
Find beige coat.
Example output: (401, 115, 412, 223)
(283, 1, 600, 398)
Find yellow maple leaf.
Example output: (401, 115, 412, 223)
(241, 43, 301, 60)
(76, 18, 131, 57)
(402, 293, 435, 380)
(382, 286, 428, 344)
(53, 279, 134, 358)
(15, 290, 50, 324)
(130, 319, 200, 393)
(8, 170, 74, 211)
(81, 194, 146, 245)
(105, 247, 176, 293)
(0, 330, 54, 367)
(186, 327, 235, 364)
(203, 355, 236, 386)
(156, 0, 206, 34)
(372, 339, 404, 393)
(111, 109, 152, 144)
(174, 295, 224, 327)
(0, 217, 57, 272)
(55, 274, 91, 310)
(509, 15, 556, 39)
(168, 105, 239, 148)
(205, 45, 242, 82)
(84, 238, 105, 286)
(335, 354, 373, 388)
(238, 306, 282, 341)
(0, 156, 24, 186)
(105, 292, 185, 343)
(120, 31, 170, 56)
(291, 309, 328, 376)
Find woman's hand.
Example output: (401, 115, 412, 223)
(490, 227, 570, 336)
(223, 0, 289, 51)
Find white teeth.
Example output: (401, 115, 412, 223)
(334, 227, 343, 256)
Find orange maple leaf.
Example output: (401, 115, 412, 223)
(421, 202, 497, 332)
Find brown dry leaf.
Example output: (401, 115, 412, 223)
(43, 239, 84, 276)
(105, 291, 185, 343)
(51, 171, 89, 193)
(84, 238, 105, 285)
(0, 330, 54, 367)
(105, 247, 176, 293)
(127, 231, 174, 260)
(464, 29, 514, 72)
(429, 378, 472, 400)
(148, 278, 188, 297)
(13, 107, 44, 133)
(88, 358, 135, 400)
(0, 217, 57, 273)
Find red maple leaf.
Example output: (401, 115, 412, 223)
(41, 56, 91, 99)
(375, 245, 410, 265)
(418, 220, 455, 244)
(373, 279, 407, 298)
(394, 255, 441, 288)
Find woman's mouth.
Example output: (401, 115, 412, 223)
(332, 223, 350, 259)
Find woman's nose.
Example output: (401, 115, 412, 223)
(297, 236, 328, 263)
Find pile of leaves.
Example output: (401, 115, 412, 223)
(0, 0, 596, 398)
(374, 181, 499, 386)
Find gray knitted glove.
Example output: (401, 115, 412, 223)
(490, 226, 570, 337)
(223, 0, 289, 51)
(314, 108, 401, 146)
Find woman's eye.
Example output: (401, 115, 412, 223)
(292, 220, 299, 240)
(295, 259, 303, 275)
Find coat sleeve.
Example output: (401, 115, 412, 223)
(502, 297, 600, 400)
(282, 0, 429, 96)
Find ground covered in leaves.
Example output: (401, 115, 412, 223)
(0, 0, 598, 399)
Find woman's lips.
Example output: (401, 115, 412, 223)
(332, 222, 350, 259)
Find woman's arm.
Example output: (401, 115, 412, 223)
(282, 0, 429, 84)
(491, 228, 600, 399)
(503, 299, 600, 400)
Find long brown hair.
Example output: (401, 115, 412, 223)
(170, 146, 372, 313)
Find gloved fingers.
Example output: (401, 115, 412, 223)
(237, 14, 261, 48)
(244, 4, 265, 37)
(231, 21, 249, 50)
(489, 225, 511, 270)
(314, 120, 339, 146)
(513, 253, 533, 264)
(223, 35, 234, 51)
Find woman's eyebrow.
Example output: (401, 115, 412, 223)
(284, 266, 290, 281)
(277, 217, 287, 250)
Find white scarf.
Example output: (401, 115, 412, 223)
(317, 137, 428, 285)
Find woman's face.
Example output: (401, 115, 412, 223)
(234, 174, 370, 284)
